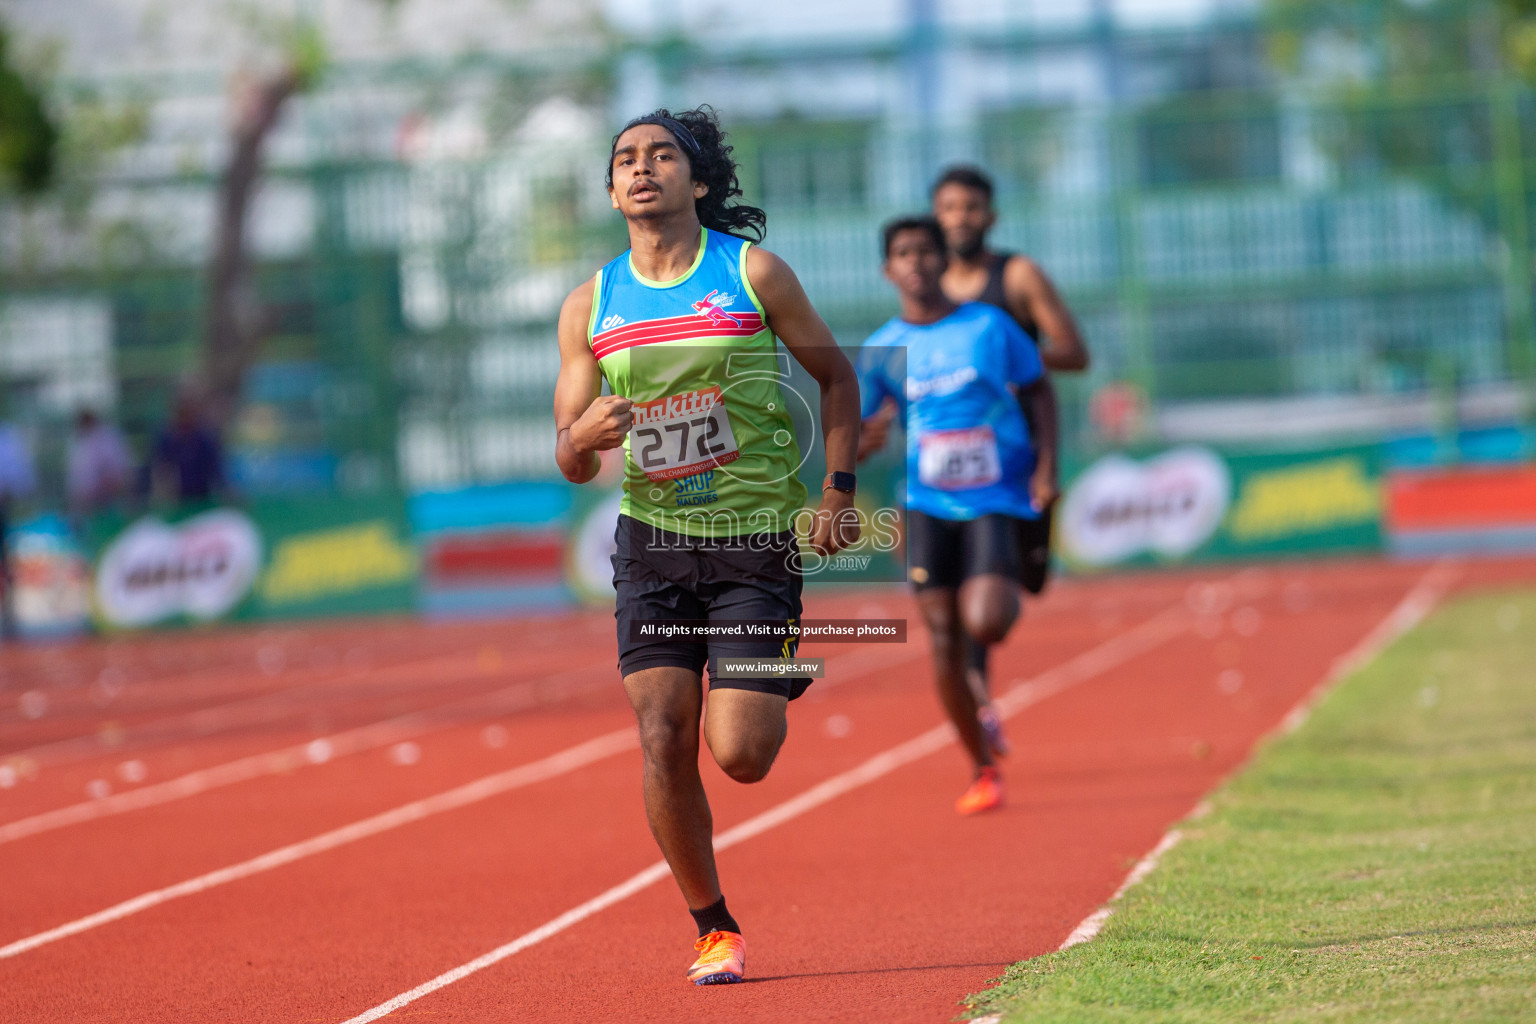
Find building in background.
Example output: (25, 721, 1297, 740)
(0, 0, 1530, 503)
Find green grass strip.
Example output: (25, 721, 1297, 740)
(962, 588, 1536, 1024)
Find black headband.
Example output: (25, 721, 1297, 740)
(617, 114, 702, 160)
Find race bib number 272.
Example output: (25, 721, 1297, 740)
(630, 386, 741, 482)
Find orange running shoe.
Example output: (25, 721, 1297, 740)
(687, 930, 746, 985)
(955, 766, 1004, 816)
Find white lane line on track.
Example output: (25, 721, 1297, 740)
(0, 729, 639, 960)
(0, 661, 617, 846)
(2, 648, 481, 770)
(337, 604, 1191, 1024)
(0, 643, 920, 847)
(0, 643, 926, 957)
(1053, 558, 1460, 954)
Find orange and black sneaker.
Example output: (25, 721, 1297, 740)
(687, 929, 746, 985)
(955, 766, 1004, 816)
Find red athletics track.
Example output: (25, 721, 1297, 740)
(1, 557, 1532, 1024)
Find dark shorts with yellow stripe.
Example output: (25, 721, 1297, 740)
(611, 514, 811, 700)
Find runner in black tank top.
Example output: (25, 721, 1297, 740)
(977, 250, 1041, 340)
(972, 249, 1050, 594)
(930, 165, 1091, 760)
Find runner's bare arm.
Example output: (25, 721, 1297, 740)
(745, 246, 861, 554)
(1005, 256, 1090, 372)
(1022, 375, 1060, 510)
(554, 278, 631, 484)
(857, 398, 897, 463)
(744, 247, 860, 476)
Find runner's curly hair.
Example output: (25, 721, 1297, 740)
(607, 106, 767, 243)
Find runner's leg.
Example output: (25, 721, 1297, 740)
(958, 516, 1024, 758)
(916, 587, 994, 770)
(962, 635, 990, 703)
(623, 665, 720, 909)
(703, 688, 788, 783)
(958, 573, 1020, 644)
(961, 633, 1010, 757)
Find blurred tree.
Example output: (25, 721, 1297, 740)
(1501, 0, 1536, 75)
(0, 23, 58, 195)
(200, 16, 327, 428)
(1260, 1, 1505, 216)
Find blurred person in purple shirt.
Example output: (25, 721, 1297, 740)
(0, 421, 36, 638)
(67, 409, 132, 524)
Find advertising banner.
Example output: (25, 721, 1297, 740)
(251, 496, 418, 620)
(89, 495, 417, 631)
(11, 515, 93, 640)
(1058, 443, 1382, 569)
(1386, 463, 1536, 557)
(411, 482, 577, 618)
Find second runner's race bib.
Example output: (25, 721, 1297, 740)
(630, 386, 742, 482)
(918, 426, 1002, 490)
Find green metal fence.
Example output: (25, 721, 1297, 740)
(2, 56, 1534, 502)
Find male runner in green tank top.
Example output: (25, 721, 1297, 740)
(553, 107, 861, 986)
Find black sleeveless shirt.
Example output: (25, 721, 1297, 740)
(976, 250, 1040, 343)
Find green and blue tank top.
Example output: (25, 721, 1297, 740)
(588, 228, 809, 538)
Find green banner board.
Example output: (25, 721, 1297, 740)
(87, 495, 418, 631)
(1056, 442, 1383, 571)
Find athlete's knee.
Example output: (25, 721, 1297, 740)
(635, 709, 697, 771)
(917, 591, 961, 657)
(714, 742, 778, 783)
(963, 609, 1015, 645)
(928, 627, 961, 671)
(708, 727, 783, 784)
(960, 581, 1019, 644)
(918, 597, 955, 635)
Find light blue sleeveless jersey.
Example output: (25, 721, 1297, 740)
(857, 302, 1044, 521)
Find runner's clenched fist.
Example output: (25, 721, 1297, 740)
(570, 395, 633, 453)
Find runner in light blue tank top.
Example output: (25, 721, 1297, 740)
(856, 215, 1060, 818)
(857, 300, 1043, 522)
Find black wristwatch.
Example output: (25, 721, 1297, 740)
(823, 471, 857, 494)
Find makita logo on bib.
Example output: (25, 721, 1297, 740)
(631, 386, 724, 426)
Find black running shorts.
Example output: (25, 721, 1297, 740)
(905, 509, 1027, 591)
(611, 514, 812, 700)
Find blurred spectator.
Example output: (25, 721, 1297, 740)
(145, 392, 227, 506)
(67, 409, 132, 524)
(0, 421, 36, 638)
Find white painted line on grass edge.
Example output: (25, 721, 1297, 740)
(0, 729, 638, 960)
(1278, 557, 1460, 735)
(338, 605, 1193, 1024)
(1054, 559, 1459, 955)
(1058, 829, 1184, 950)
